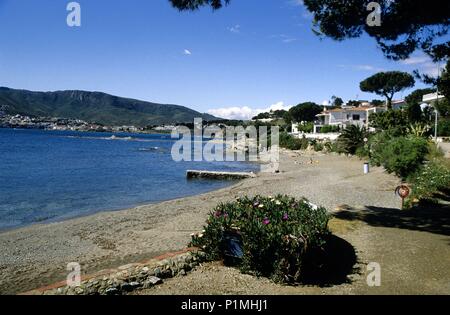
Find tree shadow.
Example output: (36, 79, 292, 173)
(334, 202, 450, 237)
(300, 234, 358, 287)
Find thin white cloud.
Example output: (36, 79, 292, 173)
(287, 0, 304, 6)
(400, 55, 430, 65)
(270, 34, 298, 44)
(283, 38, 298, 43)
(338, 64, 385, 72)
(183, 49, 192, 55)
(208, 101, 292, 120)
(400, 54, 445, 78)
(228, 24, 241, 33)
(420, 63, 445, 78)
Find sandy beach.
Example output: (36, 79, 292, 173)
(0, 150, 421, 294)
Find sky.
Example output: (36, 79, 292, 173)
(0, 0, 446, 120)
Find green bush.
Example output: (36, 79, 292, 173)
(279, 132, 309, 150)
(355, 146, 370, 159)
(323, 141, 345, 154)
(191, 195, 330, 283)
(406, 161, 450, 206)
(369, 110, 410, 135)
(319, 125, 341, 133)
(434, 118, 450, 137)
(337, 125, 368, 155)
(313, 142, 324, 152)
(297, 122, 314, 133)
(370, 135, 429, 179)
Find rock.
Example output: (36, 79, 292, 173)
(105, 287, 120, 295)
(121, 282, 141, 292)
(147, 276, 163, 285)
(189, 263, 197, 270)
(179, 269, 187, 276)
(74, 287, 84, 295)
(185, 255, 193, 264)
(153, 268, 162, 278)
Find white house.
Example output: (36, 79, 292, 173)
(422, 92, 445, 104)
(312, 105, 386, 134)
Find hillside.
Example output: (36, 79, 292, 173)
(0, 87, 217, 126)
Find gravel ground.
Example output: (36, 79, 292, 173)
(137, 211, 450, 295)
(0, 151, 404, 294)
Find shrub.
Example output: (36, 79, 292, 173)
(191, 195, 330, 283)
(370, 135, 429, 179)
(434, 118, 450, 137)
(323, 141, 345, 154)
(319, 125, 341, 133)
(369, 110, 410, 135)
(313, 142, 324, 152)
(355, 146, 370, 159)
(297, 122, 314, 133)
(337, 125, 368, 155)
(406, 161, 450, 206)
(279, 132, 308, 150)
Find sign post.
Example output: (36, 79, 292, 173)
(395, 185, 410, 210)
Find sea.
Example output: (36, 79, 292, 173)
(0, 128, 259, 231)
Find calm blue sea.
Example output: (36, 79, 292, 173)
(0, 128, 258, 231)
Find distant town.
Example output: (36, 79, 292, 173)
(0, 105, 176, 134)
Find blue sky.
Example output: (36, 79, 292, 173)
(0, 0, 445, 119)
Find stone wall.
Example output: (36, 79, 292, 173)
(25, 250, 206, 295)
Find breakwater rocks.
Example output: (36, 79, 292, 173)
(31, 251, 207, 295)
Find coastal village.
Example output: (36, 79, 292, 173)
(0, 106, 169, 133)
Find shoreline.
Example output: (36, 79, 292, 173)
(0, 178, 246, 235)
(0, 127, 260, 233)
(0, 150, 402, 294)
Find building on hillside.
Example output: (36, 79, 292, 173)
(422, 92, 445, 104)
(311, 105, 387, 134)
(391, 100, 408, 110)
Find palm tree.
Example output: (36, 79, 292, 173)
(338, 125, 369, 155)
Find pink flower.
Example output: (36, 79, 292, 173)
(263, 218, 270, 225)
(283, 213, 289, 221)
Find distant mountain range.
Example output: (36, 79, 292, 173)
(0, 87, 217, 126)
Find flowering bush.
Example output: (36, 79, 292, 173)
(406, 161, 450, 207)
(191, 195, 330, 283)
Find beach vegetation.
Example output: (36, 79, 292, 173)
(370, 134, 429, 179)
(406, 159, 450, 207)
(191, 195, 330, 284)
(336, 125, 368, 155)
(318, 125, 341, 134)
(369, 110, 410, 135)
(279, 132, 309, 151)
